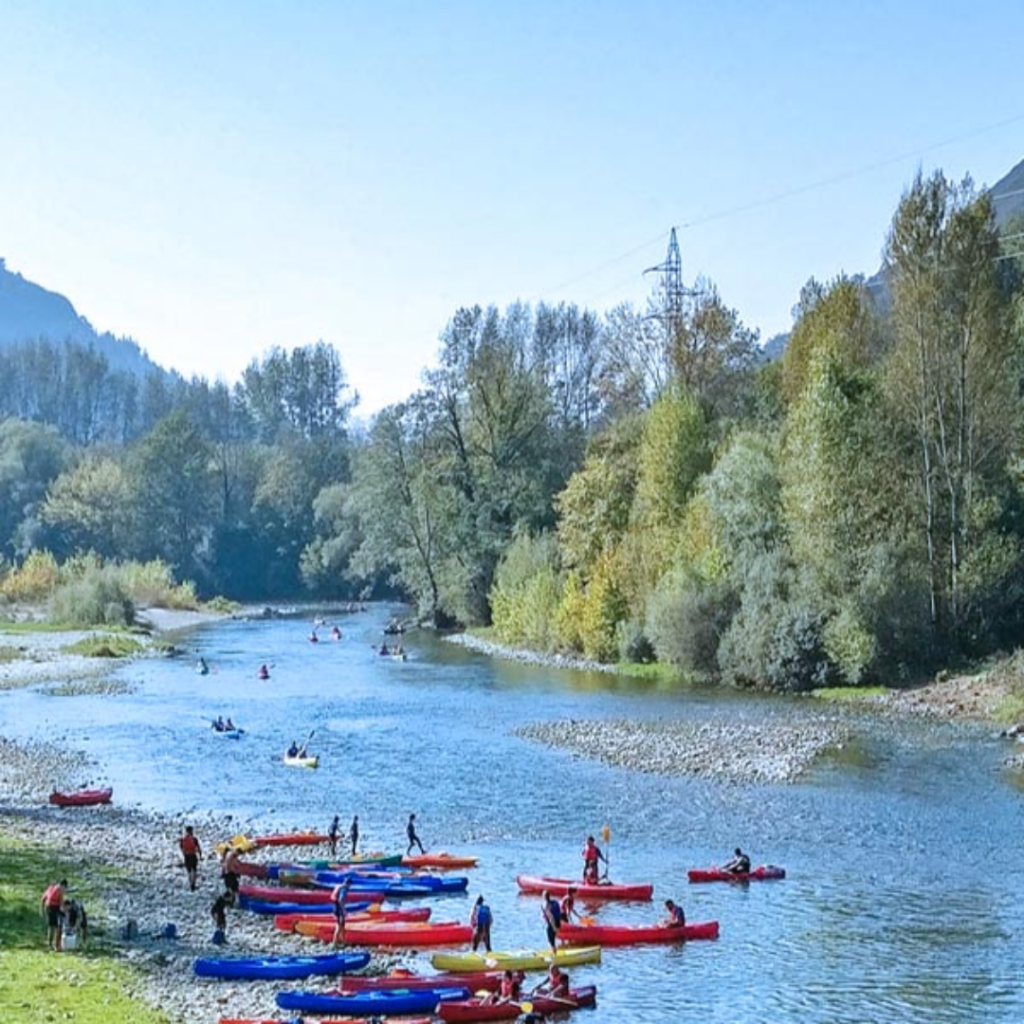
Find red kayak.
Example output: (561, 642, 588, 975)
(557, 920, 718, 945)
(239, 884, 385, 905)
(437, 985, 597, 1022)
(253, 832, 330, 848)
(516, 874, 653, 901)
(298, 919, 472, 946)
(274, 907, 431, 931)
(336, 970, 504, 993)
(232, 859, 269, 878)
(402, 852, 479, 870)
(688, 864, 786, 883)
(49, 787, 113, 807)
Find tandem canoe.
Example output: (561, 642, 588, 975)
(402, 852, 479, 870)
(274, 906, 431, 931)
(557, 920, 720, 945)
(687, 864, 786, 883)
(49, 787, 113, 807)
(276, 987, 470, 1015)
(515, 874, 654, 901)
(431, 946, 602, 972)
(437, 985, 597, 1022)
(193, 951, 370, 980)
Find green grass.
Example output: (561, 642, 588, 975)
(614, 660, 686, 683)
(0, 621, 75, 634)
(0, 831, 169, 1023)
(811, 686, 890, 702)
(62, 635, 146, 658)
(993, 690, 1024, 725)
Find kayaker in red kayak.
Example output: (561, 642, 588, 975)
(581, 835, 606, 884)
(486, 969, 524, 1005)
(532, 963, 570, 999)
(661, 898, 686, 928)
(723, 847, 751, 874)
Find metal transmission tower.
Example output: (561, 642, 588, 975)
(643, 227, 687, 334)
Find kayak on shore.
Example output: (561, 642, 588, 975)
(333, 969, 504, 992)
(557, 919, 720, 945)
(193, 950, 370, 980)
(240, 898, 373, 916)
(437, 984, 597, 1022)
(221, 1018, 431, 1024)
(273, 906, 431, 931)
(49, 787, 113, 807)
(401, 852, 479, 870)
(516, 874, 654, 901)
(323, 919, 473, 946)
(253, 832, 331, 848)
(431, 945, 602, 972)
(276, 986, 471, 1015)
(688, 864, 786, 883)
(238, 883, 386, 905)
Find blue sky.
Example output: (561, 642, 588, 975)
(1, 1, 1022, 414)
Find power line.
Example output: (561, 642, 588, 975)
(534, 112, 1024, 306)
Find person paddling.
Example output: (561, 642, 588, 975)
(581, 835, 606, 884)
(532, 963, 570, 998)
(723, 847, 751, 874)
(661, 898, 686, 928)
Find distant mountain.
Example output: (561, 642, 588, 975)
(0, 258, 167, 378)
(991, 156, 1024, 226)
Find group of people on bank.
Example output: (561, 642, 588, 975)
(40, 878, 88, 952)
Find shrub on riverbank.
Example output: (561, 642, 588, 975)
(0, 831, 169, 1024)
(63, 635, 146, 658)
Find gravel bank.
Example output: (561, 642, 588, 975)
(516, 717, 849, 784)
(444, 631, 619, 674)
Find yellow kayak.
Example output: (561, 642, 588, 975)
(430, 946, 601, 972)
(214, 833, 258, 856)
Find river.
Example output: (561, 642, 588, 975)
(6, 604, 1023, 1022)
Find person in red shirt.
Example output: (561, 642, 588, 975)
(41, 878, 67, 950)
(179, 826, 202, 891)
(581, 836, 606, 884)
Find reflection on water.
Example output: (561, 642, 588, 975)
(3, 604, 1023, 1023)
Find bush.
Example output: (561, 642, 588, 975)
(490, 531, 563, 652)
(49, 567, 135, 627)
(646, 570, 737, 677)
(118, 559, 200, 610)
(0, 550, 60, 601)
(615, 619, 655, 664)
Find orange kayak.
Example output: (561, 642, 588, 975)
(402, 852, 479, 870)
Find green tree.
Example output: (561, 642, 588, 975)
(41, 455, 134, 558)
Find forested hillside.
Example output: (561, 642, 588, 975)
(1, 168, 1022, 690)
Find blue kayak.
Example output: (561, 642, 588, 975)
(193, 950, 370, 980)
(316, 870, 468, 892)
(238, 898, 372, 916)
(276, 986, 470, 1014)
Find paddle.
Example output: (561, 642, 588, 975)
(298, 728, 315, 757)
(580, 915, 595, 926)
(601, 822, 611, 881)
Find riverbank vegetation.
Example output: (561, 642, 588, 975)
(0, 169, 1022, 692)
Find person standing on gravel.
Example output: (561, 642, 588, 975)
(179, 825, 202, 891)
(349, 814, 360, 856)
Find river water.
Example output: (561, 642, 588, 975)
(5, 604, 1023, 1022)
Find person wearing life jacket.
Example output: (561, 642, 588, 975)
(179, 826, 202, 891)
(662, 898, 686, 928)
(41, 878, 67, 950)
(331, 625, 342, 640)
(470, 894, 493, 952)
(581, 835, 606, 884)
(287, 741, 300, 758)
(257, 664, 270, 680)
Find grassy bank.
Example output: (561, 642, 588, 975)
(0, 831, 168, 1024)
